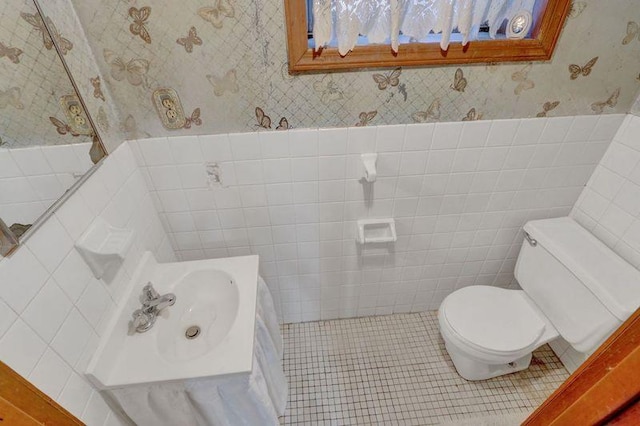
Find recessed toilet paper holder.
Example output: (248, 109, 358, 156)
(357, 218, 397, 244)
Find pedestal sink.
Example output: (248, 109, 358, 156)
(86, 252, 259, 389)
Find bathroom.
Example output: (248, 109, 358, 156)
(1, 0, 640, 424)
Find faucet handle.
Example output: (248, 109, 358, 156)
(132, 309, 154, 333)
(142, 282, 159, 301)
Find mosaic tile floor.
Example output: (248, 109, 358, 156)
(280, 312, 569, 426)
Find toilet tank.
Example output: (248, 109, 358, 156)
(515, 217, 640, 354)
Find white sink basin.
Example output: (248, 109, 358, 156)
(157, 269, 239, 363)
(86, 252, 259, 389)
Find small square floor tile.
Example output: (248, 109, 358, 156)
(279, 312, 568, 425)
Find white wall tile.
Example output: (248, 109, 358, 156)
(28, 348, 72, 399)
(168, 135, 203, 164)
(81, 391, 111, 426)
(376, 124, 406, 152)
(0, 246, 50, 313)
(0, 319, 47, 377)
(22, 278, 72, 343)
(235, 160, 264, 185)
(513, 119, 545, 145)
(347, 126, 376, 153)
(572, 115, 640, 268)
(135, 115, 622, 332)
(399, 151, 428, 176)
(10, 147, 53, 176)
(431, 122, 462, 150)
(25, 216, 74, 273)
(259, 130, 290, 159)
(50, 308, 94, 367)
(53, 250, 94, 303)
(55, 193, 94, 240)
(58, 372, 93, 418)
(148, 165, 182, 190)
(292, 157, 319, 182)
(0, 150, 23, 178)
(403, 123, 434, 151)
(288, 129, 319, 157)
(318, 128, 347, 155)
(486, 119, 519, 147)
(263, 158, 292, 183)
(229, 132, 261, 160)
(137, 137, 172, 165)
(76, 279, 111, 329)
(0, 299, 16, 339)
(459, 121, 491, 148)
(199, 134, 232, 162)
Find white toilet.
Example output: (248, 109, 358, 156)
(438, 217, 640, 381)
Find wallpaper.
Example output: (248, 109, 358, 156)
(37, 0, 125, 152)
(0, 0, 93, 148)
(64, 0, 640, 140)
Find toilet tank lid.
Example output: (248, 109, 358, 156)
(524, 217, 640, 321)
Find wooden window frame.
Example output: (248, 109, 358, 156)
(284, 0, 572, 74)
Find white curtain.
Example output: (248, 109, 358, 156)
(313, 0, 536, 55)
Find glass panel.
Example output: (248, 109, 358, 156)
(0, 0, 104, 250)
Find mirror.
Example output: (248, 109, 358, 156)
(0, 0, 105, 255)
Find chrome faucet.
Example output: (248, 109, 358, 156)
(131, 283, 176, 333)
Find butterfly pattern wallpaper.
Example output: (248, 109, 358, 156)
(26, 0, 640, 147)
(0, 0, 97, 148)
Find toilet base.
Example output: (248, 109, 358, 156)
(445, 341, 532, 381)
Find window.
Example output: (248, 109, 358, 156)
(284, 0, 572, 73)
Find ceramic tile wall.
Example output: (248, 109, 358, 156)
(131, 114, 624, 323)
(0, 143, 174, 425)
(0, 143, 94, 226)
(558, 113, 640, 372)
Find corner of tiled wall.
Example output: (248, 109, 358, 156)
(548, 338, 589, 374)
(570, 114, 640, 269)
(0, 142, 173, 425)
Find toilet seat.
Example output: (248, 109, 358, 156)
(440, 286, 546, 357)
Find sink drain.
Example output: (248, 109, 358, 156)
(185, 325, 201, 339)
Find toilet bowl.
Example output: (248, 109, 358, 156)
(438, 286, 558, 380)
(438, 217, 640, 381)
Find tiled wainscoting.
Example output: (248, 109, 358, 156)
(0, 143, 95, 226)
(572, 114, 640, 268)
(555, 113, 640, 371)
(0, 144, 173, 425)
(130, 114, 624, 323)
(3, 113, 639, 425)
(280, 312, 568, 425)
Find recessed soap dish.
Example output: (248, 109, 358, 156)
(75, 217, 134, 279)
(357, 219, 397, 244)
